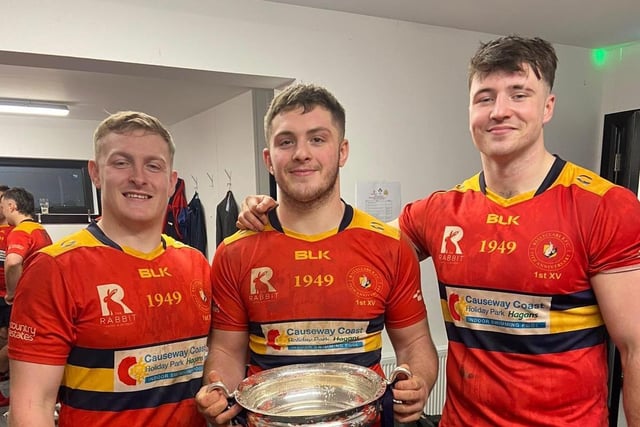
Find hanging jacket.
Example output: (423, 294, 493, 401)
(186, 192, 207, 257)
(164, 178, 188, 241)
(216, 190, 238, 247)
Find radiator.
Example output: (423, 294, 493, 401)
(380, 346, 447, 415)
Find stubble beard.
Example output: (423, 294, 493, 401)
(278, 163, 340, 212)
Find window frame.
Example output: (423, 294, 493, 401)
(0, 157, 98, 224)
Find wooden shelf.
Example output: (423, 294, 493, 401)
(37, 213, 99, 224)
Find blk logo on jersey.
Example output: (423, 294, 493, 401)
(486, 214, 520, 225)
(294, 250, 331, 260)
(97, 284, 136, 327)
(138, 267, 172, 278)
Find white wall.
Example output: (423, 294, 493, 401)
(171, 91, 256, 260)
(0, 115, 96, 159)
(0, 0, 607, 352)
(600, 42, 640, 115)
(0, 115, 99, 240)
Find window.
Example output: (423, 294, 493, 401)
(0, 157, 98, 223)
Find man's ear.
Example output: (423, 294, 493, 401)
(542, 93, 556, 125)
(339, 139, 349, 167)
(168, 170, 178, 198)
(88, 160, 101, 189)
(263, 148, 274, 175)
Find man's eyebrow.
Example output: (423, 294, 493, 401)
(306, 126, 332, 135)
(471, 87, 494, 97)
(273, 130, 295, 139)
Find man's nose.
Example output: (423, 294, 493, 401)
(129, 164, 147, 185)
(489, 94, 511, 120)
(292, 142, 312, 161)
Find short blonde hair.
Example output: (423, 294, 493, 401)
(93, 111, 175, 163)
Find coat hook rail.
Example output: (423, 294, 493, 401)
(224, 169, 232, 189)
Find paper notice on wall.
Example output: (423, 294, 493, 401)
(355, 181, 401, 222)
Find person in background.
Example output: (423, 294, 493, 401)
(8, 111, 212, 427)
(0, 186, 51, 410)
(0, 186, 52, 304)
(195, 83, 438, 426)
(236, 36, 640, 426)
(0, 185, 13, 406)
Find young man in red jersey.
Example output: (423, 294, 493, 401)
(8, 112, 212, 427)
(196, 83, 438, 427)
(0, 185, 14, 406)
(1, 187, 52, 304)
(237, 36, 640, 426)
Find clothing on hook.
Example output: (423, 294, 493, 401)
(216, 190, 238, 247)
(186, 191, 207, 257)
(164, 178, 188, 240)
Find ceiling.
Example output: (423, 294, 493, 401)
(268, 0, 640, 49)
(1, 0, 638, 124)
(0, 51, 293, 125)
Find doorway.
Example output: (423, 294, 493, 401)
(599, 108, 640, 426)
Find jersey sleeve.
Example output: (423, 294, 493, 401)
(6, 229, 31, 259)
(8, 253, 76, 365)
(384, 234, 427, 329)
(399, 195, 436, 258)
(211, 242, 248, 331)
(588, 186, 640, 275)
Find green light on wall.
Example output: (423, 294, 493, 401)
(592, 48, 607, 67)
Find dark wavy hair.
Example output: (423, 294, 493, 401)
(3, 187, 35, 217)
(264, 83, 346, 142)
(468, 35, 558, 90)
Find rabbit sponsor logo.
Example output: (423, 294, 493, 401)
(249, 267, 278, 302)
(439, 225, 464, 263)
(97, 284, 136, 326)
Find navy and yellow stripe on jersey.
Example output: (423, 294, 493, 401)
(60, 339, 206, 412)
